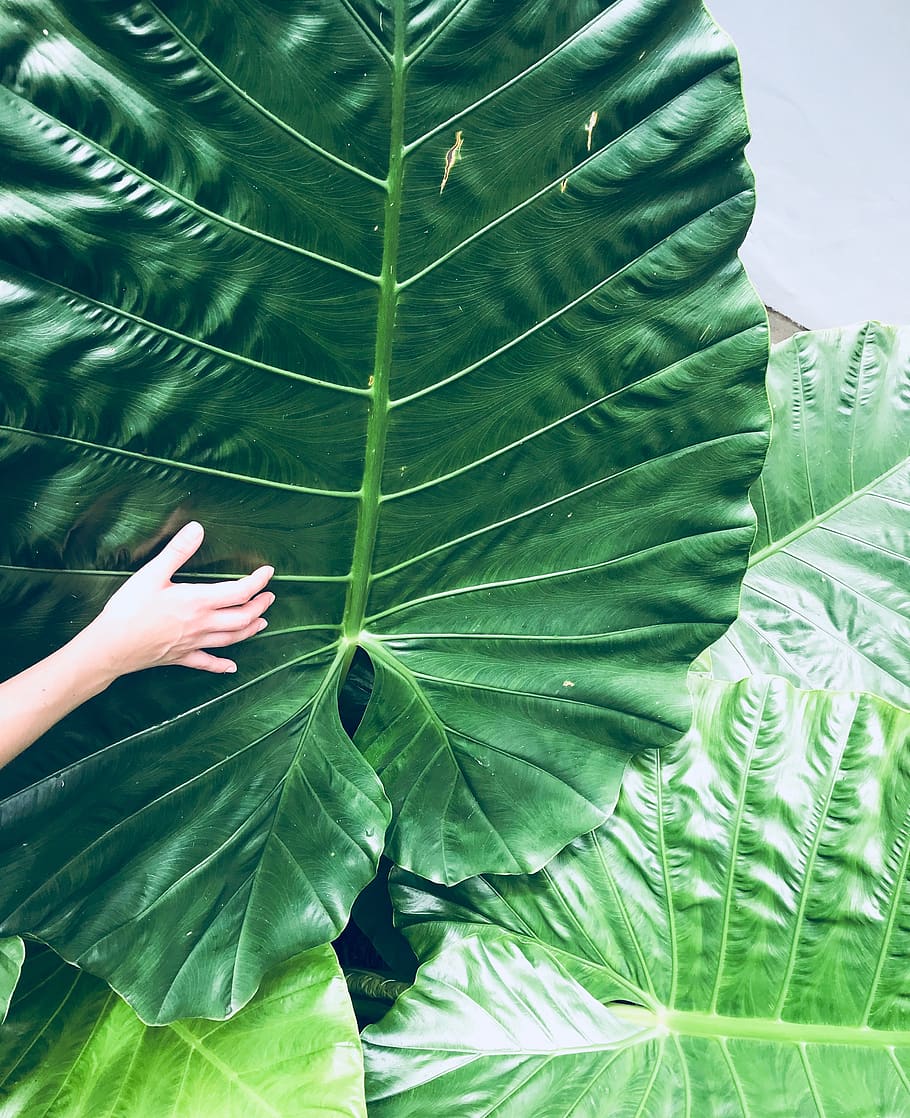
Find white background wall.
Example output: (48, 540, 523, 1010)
(707, 0, 910, 329)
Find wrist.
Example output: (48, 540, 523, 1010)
(66, 617, 127, 695)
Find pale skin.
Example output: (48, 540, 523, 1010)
(0, 522, 275, 769)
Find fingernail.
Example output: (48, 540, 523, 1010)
(257, 619, 268, 632)
(225, 663, 237, 673)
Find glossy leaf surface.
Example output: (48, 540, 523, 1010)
(0, 936, 24, 1024)
(364, 676, 910, 1116)
(710, 322, 910, 704)
(0, 1, 767, 1020)
(0, 943, 366, 1117)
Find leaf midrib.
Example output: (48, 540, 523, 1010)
(611, 1004, 910, 1049)
(342, 0, 405, 642)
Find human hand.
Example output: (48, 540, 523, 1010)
(81, 522, 275, 678)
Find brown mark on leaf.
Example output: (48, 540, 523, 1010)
(440, 130, 464, 194)
(560, 177, 568, 193)
(584, 110, 598, 152)
(368, 374, 374, 387)
(562, 680, 575, 688)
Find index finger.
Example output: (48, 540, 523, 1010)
(143, 521, 205, 582)
(204, 564, 275, 608)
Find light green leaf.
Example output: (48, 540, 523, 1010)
(364, 676, 910, 1116)
(0, 1, 767, 1020)
(0, 936, 24, 1024)
(0, 943, 366, 1117)
(710, 322, 910, 703)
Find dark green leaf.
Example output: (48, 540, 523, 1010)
(0, 0, 767, 1020)
(0, 943, 366, 1117)
(710, 322, 910, 703)
(364, 677, 910, 1115)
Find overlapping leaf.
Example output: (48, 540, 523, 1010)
(0, 0, 767, 1020)
(0, 936, 24, 1024)
(710, 322, 910, 704)
(364, 676, 910, 1116)
(0, 943, 366, 1117)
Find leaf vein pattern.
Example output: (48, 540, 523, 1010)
(819, 523, 908, 564)
(336, 0, 393, 63)
(709, 679, 770, 1012)
(0, 425, 360, 498)
(145, 2, 384, 184)
(792, 337, 817, 520)
(798, 1044, 828, 1118)
(371, 449, 758, 597)
(405, 1, 624, 150)
(398, 56, 732, 292)
(731, 612, 805, 678)
(405, 0, 474, 66)
(388, 327, 762, 498)
(783, 549, 907, 619)
(472, 880, 538, 939)
(476, 1055, 556, 1118)
(672, 1033, 692, 1118)
(772, 696, 859, 1018)
(103, 1013, 148, 1118)
(887, 1049, 910, 1098)
(719, 1038, 751, 1118)
(6, 658, 333, 925)
(373, 532, 698, 602)
(747, 584, 908, 688)
(422, 674, 680, 731)
(168, 1021, 282, 1116)
(593, 829, 657, 1003)
(655, 751, 678, 1007)
(393, 193, 754, 405)
(848, 323, 874, 495)
(0, 269, 369, 394)
(562, 1050, 624, 1118)
(154, 871, 258, 1020)
(0, 89, 377, 282)
(41, 987, 115, 1115)
(0, 964, 80, 1088)
(367, 620, 710, 643)
(73, 778, 284, 958)
(169, 1047, 194, 1118)
(537, 861, 616, 973)
(382, 732, 446, 851)
(861, 794, 910, 1025)
(747, 458, 907, 567)
(631, 1039, 664, 1118)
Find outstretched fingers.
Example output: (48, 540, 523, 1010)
(177, 649, 239, 674)
(205, 564, 275, 608)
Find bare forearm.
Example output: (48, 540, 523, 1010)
(0, 522, 274, 770)
(0, 626, 119, 768)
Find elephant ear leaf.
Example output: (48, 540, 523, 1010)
(0, 0, 766, 1022)
(710, 322, 910, 704)
(0, 937, 24, 1024)
(364, 676, 910, 1116)
(0, 944, 367, 1118)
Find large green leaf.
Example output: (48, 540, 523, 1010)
(363, 676, 910, 1115)
(0, 1, 767, 1020)
(0, 936, 24, 1024)
(710, 322, 910, 703)
(0, 943, 366, 1117)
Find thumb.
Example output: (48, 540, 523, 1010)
(148, 521, 205, 581)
